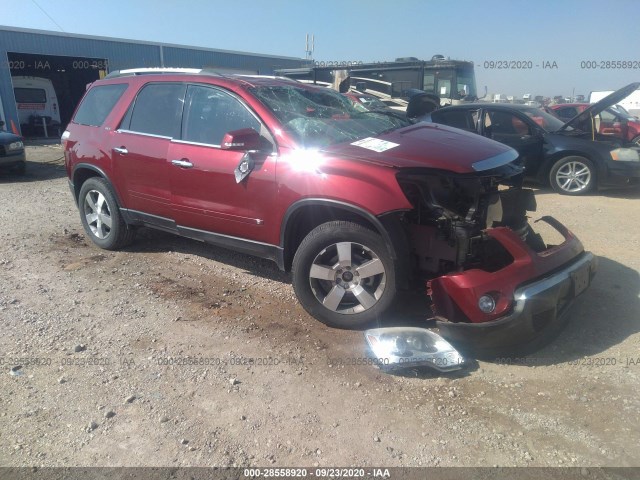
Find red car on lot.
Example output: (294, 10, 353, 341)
(63, 69, 595, 357)
(548, 103, 640, 145)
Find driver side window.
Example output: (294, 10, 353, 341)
(182, 85, 261, 146)
(485, 110, 531, 137)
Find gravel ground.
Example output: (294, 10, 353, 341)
(0, 145, 639, 468)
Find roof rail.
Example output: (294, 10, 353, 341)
(104, 68, 204, 78)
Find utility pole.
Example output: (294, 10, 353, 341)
(305, 34, 314, 61)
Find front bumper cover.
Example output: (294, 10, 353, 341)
(428, 216, 596, 355)
(436, 251, 596, 355)
(0, 150, 26, 167)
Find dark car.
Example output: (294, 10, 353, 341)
(548, 103, 640, 145)
(423, 83, 640, 195)
(62, 68, 594, 354)
(0, 121, 26, 174)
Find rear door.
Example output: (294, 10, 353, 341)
(111, 82, 185, 221)
(168, 84, 277, 243)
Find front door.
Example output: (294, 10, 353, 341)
(168, 84, 276, 243)
(481, 109, 543, 176)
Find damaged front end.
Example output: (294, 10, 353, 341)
(367, 158, 596, 366)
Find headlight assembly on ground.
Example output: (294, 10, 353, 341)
(364, 327, 464, 373)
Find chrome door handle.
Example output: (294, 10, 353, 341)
(113, 147, 128, 154)
(171, 159, 193, 168)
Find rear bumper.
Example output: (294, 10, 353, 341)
(436, 251, 596, 354)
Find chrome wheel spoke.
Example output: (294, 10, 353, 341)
(310, 264, 336, 281)
(323, 285, 346, 311)
(86, 213, 98, 225)
(336, 242, 352, 267)
(352, 285, 377, 309)
(100, 213, 113, 229)
(86, 196, 98, 213)
(355, 258, 384, 279)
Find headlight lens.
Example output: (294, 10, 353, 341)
(610, 148, 640, 162)
(8, 141, 24, 151)
(364, 327, 464, 372)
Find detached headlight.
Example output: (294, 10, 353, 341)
(8, 141, 24, 151)
(364, 327, 464, 372)
(610, 148, 640, 162)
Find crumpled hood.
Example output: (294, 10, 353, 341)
(321, 122, 518, 174)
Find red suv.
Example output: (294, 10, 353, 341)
(63, 69, 595, 354)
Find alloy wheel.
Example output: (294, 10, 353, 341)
(554, 161, 592, 193)
(83, 190, 113, 239)
(308, 241, 386, 314)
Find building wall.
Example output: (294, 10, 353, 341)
(0, 26, 307, 133)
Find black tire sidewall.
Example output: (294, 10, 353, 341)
(78, 177, 128, 250)
(292, 221, 396, 329)
(549, 156, 596, 195)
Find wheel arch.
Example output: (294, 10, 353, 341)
(72, 164, 122, 206)
(280, 199, 408, 274)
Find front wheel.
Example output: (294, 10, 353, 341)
(292, 221, 396, 329)
(549, 156, 596, 195)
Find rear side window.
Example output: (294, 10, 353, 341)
(125, 83, 185, 138)
(14, 88, 47, 103)
(73, 84, 128, 127)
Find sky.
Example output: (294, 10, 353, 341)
(2, 0, 639, 98)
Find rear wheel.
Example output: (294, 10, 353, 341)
(549, 156, 596, 195)
(292, 221, 396, 329)
(78, 177, 135, 250)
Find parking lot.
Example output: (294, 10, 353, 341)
(0, 145, 639, 467)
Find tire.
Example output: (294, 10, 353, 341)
(78, 177, 135, 250)
(631, 135, 640, 146)
(292, 221, 396, 329)
(549, 156, 596, 195)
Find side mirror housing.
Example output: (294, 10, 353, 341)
(221, 128, 264, 151)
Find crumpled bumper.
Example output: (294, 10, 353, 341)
(429, 216, 597, 355)
(436, 252, 596, 355)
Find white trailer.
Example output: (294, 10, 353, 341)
(590, 88, 640, 116)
